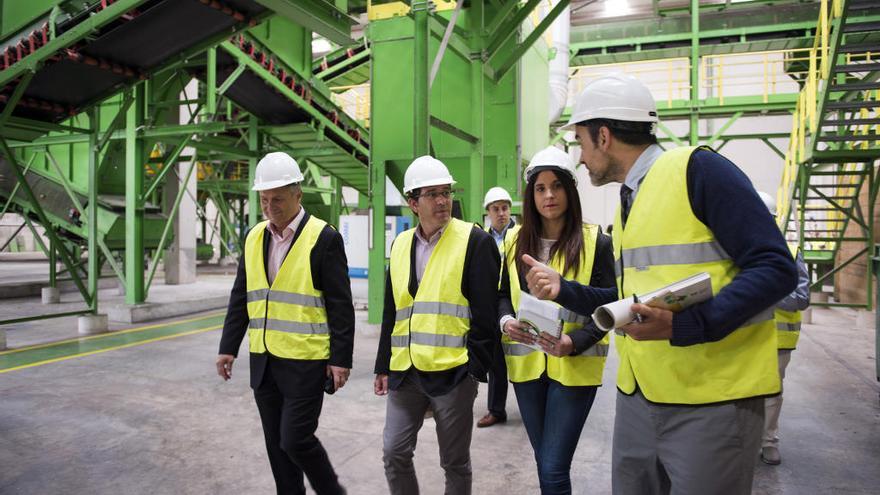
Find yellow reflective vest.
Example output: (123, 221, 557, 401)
(612, 146, 780, 404)
(389, 218, 474, 372)
(775, 243, 802, 350)
(244, 216, 330, 360)
(501, 224, 609, 386)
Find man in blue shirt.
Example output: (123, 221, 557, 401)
(523, 74, 797, 495)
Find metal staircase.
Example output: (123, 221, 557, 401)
(779, 0, 880, 307)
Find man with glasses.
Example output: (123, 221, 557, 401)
(374, 155, 500, 495)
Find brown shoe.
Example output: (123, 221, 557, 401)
(477, 413, 506, 428)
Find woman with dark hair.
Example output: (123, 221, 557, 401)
(498, 146, 615, 494)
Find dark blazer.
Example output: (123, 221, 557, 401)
(374, 224, 500, 397)
(219, 212, 355, 392)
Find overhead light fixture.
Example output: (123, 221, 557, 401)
(604, 0, 632, 17)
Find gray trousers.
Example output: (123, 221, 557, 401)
(383, 373, 479, 495)
(763, 350, 792, 448)
(612, 389, 764, 495)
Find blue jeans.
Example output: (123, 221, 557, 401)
(513, 376, 598, 495)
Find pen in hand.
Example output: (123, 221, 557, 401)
(633, 294, 644, 324)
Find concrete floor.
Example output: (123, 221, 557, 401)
(0, 290, 878, 494)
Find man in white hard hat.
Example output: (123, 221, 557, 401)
(477, 186, 515, 428)
(522, 74, 797, 494)
(374, 155, 500, 495)
(216, 151, 353, 495)
(757, 191, 810, 466)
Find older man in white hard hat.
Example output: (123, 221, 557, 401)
(373, 155, 500, 495)
(216, 151, 353, 495)
(522, 74, 797, 494)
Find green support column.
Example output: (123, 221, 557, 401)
(330, 176, 341, 227)
(468, 0, 485, 223)
(368, 160, 387, 324)
(248, 115, 260, 226)
(125, 85, 146, 304)
(88, 108, 100, 312)
(206, 48, 217, 118)
(413, 0, 430, 156)
(689, 0, 700, 145)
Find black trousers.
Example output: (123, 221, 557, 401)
(487, 334, 509, 419)
(253, 357, 343, 495)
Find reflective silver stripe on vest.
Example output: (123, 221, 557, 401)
(502, 342, 537, 356)
(390, 335, 409, 347)
(409, 331, 467, 348)
(247, 289, 269, 302)
(744, 307, 774, 327)
(267, 290, 324, 308)
(395, 302, 471, 322)
(614, 241, 730, 277)
(575, 343, 610, 357)
(560, 308, 589, 325)
(249, 318, 329, 335)
(777, 321, 801, 332)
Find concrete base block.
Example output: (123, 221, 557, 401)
(107, 295, 228, 324)
(78, 314, 109, 335)
(801, 307, 813, 325)
(41, 287, 60, 304)
(856, 310, 875, 330)
(812, 292, 829, 304)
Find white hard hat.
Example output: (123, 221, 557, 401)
(252, 152, 304, 191)
(483, 187, 512, 209)
(523, 146, 578, 186)
(561, 73, 659, 131)
(758, 191, 777, 216)
(403, 155, 456, 195)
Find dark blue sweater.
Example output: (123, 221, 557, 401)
(555, 149, 798, 346)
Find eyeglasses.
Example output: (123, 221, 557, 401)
(416, 190, 454, 201)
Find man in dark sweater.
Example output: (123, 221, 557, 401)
(524, 74, 797, 495)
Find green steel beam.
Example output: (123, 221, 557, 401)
(217, 63, 247, 96)
(487, 0, 521, 35)
(146, 159, 199, 294)
(88, 109, 99, 313)
(125, 85, 146, 305)
(254, 0, 355, 46)
(657, 121, 685, 147)
(0, 155, 35, 221)
(762, 138, 786, 159)
(219, 40, 369, 157)
(206, 48, 218, 117)
(413, 0, 430, 157)
(142, 135, 193, 201)
(428, 15, 470, 63)
(468, 0, 485, 224)
(316, 48, 370, 80)
(0, 137, 90, 303)
(706, 111, 743, 147)
(429, 116, 478, 144)
(491, 0, 569, 83)
(689, 0, 699, 145)
(485, 0, 541, 62)
(0, 72, 34, 129)
(248, 115, 260, 226)
(368, 159, 386, 324)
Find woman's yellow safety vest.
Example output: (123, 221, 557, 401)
(389, 218, 473, 372)
(502, 224, 609, 386)
(244, 216, 330, 360)
(612, 146, 780, 404)
(774, 243, 802, 350)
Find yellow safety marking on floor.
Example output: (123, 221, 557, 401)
(0, 311, 224, 355)
(0, 325, 222, 374)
